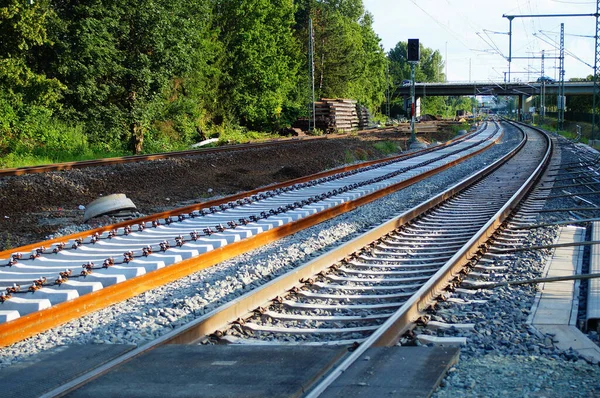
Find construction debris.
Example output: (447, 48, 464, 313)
(83, 194, 137, 222)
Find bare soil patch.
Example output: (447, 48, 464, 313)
(0, 131, 448, 251)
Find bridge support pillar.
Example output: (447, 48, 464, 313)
(521, 95, 534, 122)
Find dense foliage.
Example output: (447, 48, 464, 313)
(0, 0, 390, 159)
(564, 76, 594, 114)
(1, 0, 485, 165)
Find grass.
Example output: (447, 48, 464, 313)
(373, 141, 399, 155)
(215, 125, 280, 144)
(532, 116, 600, 149)
(343, 148, 369, 163)
(0, 125, 281, 169)
(0, 148, 128, 169)
(0, 232, 13, 251)
(343, 150, 355, 164)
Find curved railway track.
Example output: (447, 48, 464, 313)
(221, 123, 548, 346)
(0, 122, 501, 347)
(33, 120, 552, 397)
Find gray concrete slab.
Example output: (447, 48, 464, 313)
(321, 346, 460, 398)
(587, 222, 600, 328)
(0, 344, 135, 398)
(530, 226, 600, 363)
(0, 296, 51, 315)
(67, 345, 346, 398)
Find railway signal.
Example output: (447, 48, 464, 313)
(408, 39, 420, 147)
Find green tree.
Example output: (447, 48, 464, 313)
(50, 0, 220, 153)
(345, 11, 386, 109)
(0, 0, 64, 108)
(215, 0, 300, 131)
(294, 0, 385, 113)
(0, 0, 67, 156)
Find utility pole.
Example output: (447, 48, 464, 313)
(541, 50, 545, 126)
(558, 23, 566, 132)
(508, 16, 514, 82)
(469, 58, 472, 82)
(386, 61, 390, 119)
(445, 41, 448, 81)
(423, 83, 426, 115)
(593, 0, 600, 143)
(308, 18, 316, 132)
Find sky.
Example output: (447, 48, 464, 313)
(363, 0, 598, 82)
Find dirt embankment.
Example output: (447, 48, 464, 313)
(0, 130, 453, 251)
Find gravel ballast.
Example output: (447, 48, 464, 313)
(436, 355, 600, 397)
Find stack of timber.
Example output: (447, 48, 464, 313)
(356, 104, 372, 129)
(293, 99, 373, 133)
(316, 98, 359, 132)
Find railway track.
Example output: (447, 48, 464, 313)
(0, 120, 501, 345)
(155, 121, 548, 347)
(0, 122, 500, 346)
(32, 120, 551, 397)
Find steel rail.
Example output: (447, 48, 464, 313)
(0, 127, 478, 259)
(37, 120, 520, 397)
(0, 125, 499, 348)
(305, 121, 551, 397)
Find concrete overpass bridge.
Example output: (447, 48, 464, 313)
(397, 81, 594, 97)
(398, 81, 595, 119)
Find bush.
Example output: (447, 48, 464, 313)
(450, 122, 471, 135)
(307, 128, 324, 136)
(213, 124, 278, 145)
(0, 97, 127, 168)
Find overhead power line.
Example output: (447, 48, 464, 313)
(550, 0, 595, 4)
(408, 0, 472, 50)
(539, 29, 595, 39)
(534, 31, 594, 68)
(483, 29, 509, 35)
(476, 32, 506, 58)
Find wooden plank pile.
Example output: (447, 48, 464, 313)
(356, 104, 372, 129)
(316, 98, 359, 132)
(293, 99, 375, 133)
